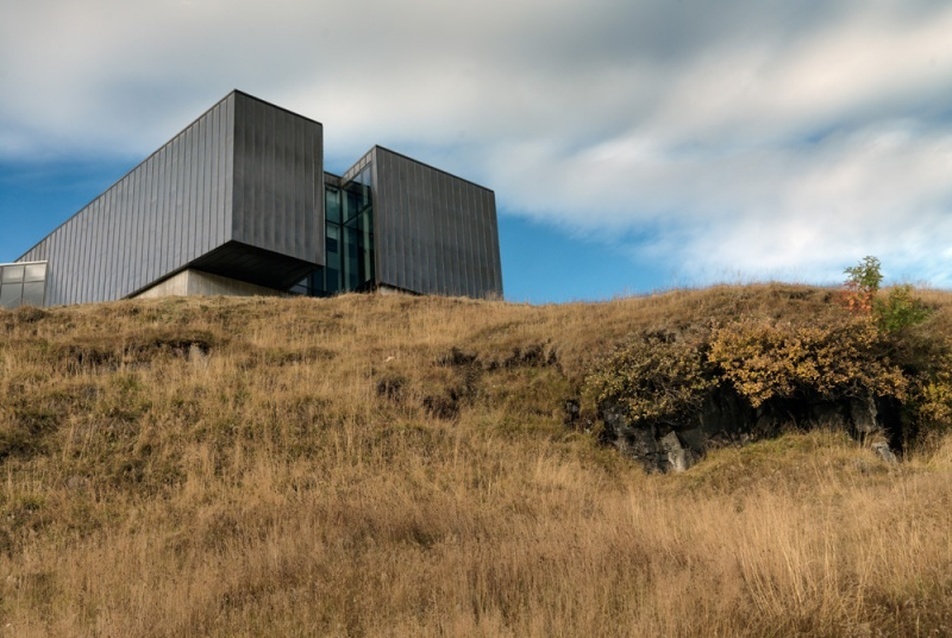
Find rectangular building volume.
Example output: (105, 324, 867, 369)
(2, 90, 503, 309)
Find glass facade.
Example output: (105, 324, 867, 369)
(300, 165, 375, 297)
(0, 261, 48, 309)
(321, 187, 344, 295)
(343, 166, 375, 292)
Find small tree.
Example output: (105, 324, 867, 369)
(841, 256, 930, 333)
(842, 256, 882, 315)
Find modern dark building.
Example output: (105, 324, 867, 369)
(0, 90, 503, 309)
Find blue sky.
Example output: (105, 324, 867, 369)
(2, 0, 951, 303)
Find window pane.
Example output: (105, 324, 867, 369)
(288, 277, 309, 296)
(325, 187, 341, 223)
(326, 224, 341, 272)
(325, 267, 341, 294)
(21, 282, 45, 307)
(358, 167, 372, 209)
(23, 263, 47, 283)
(0, 283, 22, 309)
(1, 266, 24, 284)
(309, 271, 325, 296)
(344, 189, 359, 223)
(345, 226, 361, 290)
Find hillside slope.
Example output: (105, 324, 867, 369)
(1, 288, 952, 636)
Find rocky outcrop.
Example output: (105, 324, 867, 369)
(597, 389, 901, 473)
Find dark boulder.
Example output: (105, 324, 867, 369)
(598, 389, 902, 473)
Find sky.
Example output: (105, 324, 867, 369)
(2, 0, 951, 304)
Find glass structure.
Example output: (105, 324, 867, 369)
(0, 261, 48, 309)
(302, 165, 375, 297)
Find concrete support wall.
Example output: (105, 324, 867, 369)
(133, 269, 284, 299)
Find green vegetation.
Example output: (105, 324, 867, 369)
(842, 255, 931, 332)
(0, 285, 951, 635)
(586, 259, 950, 456)
(584, 312, 909, 427)
(843, 255, 884, 311)
(877, 283, 932, 333)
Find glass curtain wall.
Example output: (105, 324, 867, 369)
(342, 166, 374, 292)
(0, 262, 48, 309)
(321, 186, 344, 295)
(305, 165, 374, 297)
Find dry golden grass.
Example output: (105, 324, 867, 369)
(0, 287, 951, 636)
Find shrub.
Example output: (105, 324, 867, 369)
(877, 284, 931, 333)
(916, 372, 952, 428)
(583, 328, 716, 427)
(708, 316, 907, 407)
(584, 311, 911, 436)
(841, 256, 931, 333)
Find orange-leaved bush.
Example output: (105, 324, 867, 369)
(707, 316, 907, 407)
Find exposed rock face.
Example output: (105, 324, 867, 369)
(598, 389, 901, 473)
(659, 431, 696, 473)
(563, 399, 581, 426)
(850, 395, 879, 435)
(872, 441, 898, 464)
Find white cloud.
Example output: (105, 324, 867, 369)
(2, 0, 952, 288)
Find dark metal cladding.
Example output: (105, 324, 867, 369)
(17, 91, 325, 305)
(370, 147, 503, 298)
(18, 94, 236, 305)
(231, 92, 324, 267)
(13, 91, 502, 305)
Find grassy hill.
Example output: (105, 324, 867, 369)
(1, 287, 952, 636)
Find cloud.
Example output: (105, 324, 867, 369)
(2, 0, 952, 288)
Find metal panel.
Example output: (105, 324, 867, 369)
(370, 147, 502, 298)
(15, 91, 501, 306)
(14, 91, 327, 306)
(231, 92, 324, 267)
(17, 93, 239, 305)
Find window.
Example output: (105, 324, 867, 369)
(24, 263, 47, 282)
(326, 224, 340, 255)
(0, 261, 48, 309)
(1, 265, 24, 284)
(0, 283, 21, 308)
(340, 166, 374, 290)
(312, 173, 374, 297)
(22, 282, 45, 307)
(326, 187, 341, 223)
